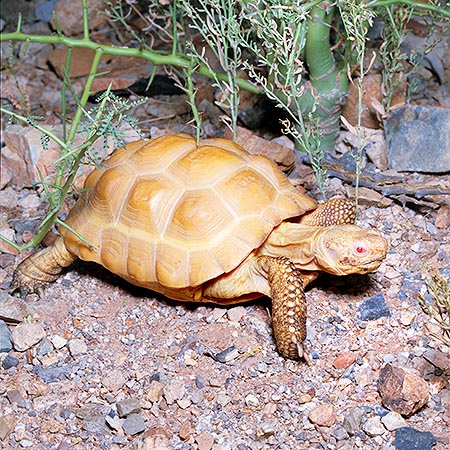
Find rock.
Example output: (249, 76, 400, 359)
(381, 411, 407, 431)
(0, 320, 12, 352)
(141, 427, 171, 449)
(385, 105, 450, 173)
(333, 352, 356, 369)
(10, 322, 46, 351)
(102, 370, 127, 392)
(422, 349, 450, 371)
(0, 415, 18, 440)
(224, 126, 296, 172)
(357, 294, 391, 321)
(163, 380, 185, 405)
(6, 389, 24, 404)
(308, 404, 337, 427)
(244, 394, 260, 407)
(392, 427, 436, 450)
(196, 431, 215, 450)
(67, 338, 88, 356)
(378, 364, 430, 416)
(50, 0, 108, 35)
(435, 205, 450, 229)
(363, 416, 386, 436)
(399, 310, 416, 326)
(227, 306, 247, 323)
(2, 355, 19, 369)
(342, 406, 366, 436)
(122, 413, 146, 436)
(342, 74, 406, 129)
(49, 335, 67, 350)
(214, 345, 240, 363)
(116, 398, 141, 418)
(82, 415, 111, 435)
(0, 291, 35, 323)
(0, 226, 18, 255)
(146, 380, 164, 403)
(36, 337, 54, 357)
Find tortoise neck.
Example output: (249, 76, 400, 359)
(260, 222, 324, 271)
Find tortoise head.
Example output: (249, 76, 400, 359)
(315, 224, 388, 275)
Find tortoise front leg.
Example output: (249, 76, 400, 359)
(258, 255, 310, 363)
(300, 198, 356, 226)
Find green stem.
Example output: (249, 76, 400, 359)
(0, 31, 260, 94)
(370, 0, 450, 18)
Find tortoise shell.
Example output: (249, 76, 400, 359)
(61, 134, 317, 296)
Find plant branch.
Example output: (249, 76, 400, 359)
(0, 30, 260, 94)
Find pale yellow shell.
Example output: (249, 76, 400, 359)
(61, 134, 316, 294)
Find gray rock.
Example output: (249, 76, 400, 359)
(10, 322, 46, 351)
(385, 106, 450, 173)
(2, 355, 19, 369)
(357, 294, 391, 321)
(392, 427, 436, 450)
(122, 413, 145, 435)
(36, 337, 54, 356)
(0, 320, 12, 352)
(116, 398, 141, 418)
(82, 415, 111, 435)
(342, 406, 366, 436)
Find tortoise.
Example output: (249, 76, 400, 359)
(13, 134, 388, 361)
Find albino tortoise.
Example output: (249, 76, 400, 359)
(14, 134, 388, 361)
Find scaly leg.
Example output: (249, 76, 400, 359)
(13, 237, 76, 296)
(258, 255, 310, 363)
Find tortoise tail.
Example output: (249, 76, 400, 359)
(12, 237, 76, 296)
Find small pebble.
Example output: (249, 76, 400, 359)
(50, 335, 68, 349)
(308, 404, 337, 427)
(0, 320, 12, 352)
(227, 306, 247, 322)
(68, 338, 88, 356)
(245, 394, 260, 407)
(357, 294, 391, 321)
(146, 380, 164, 403)
(122, 413, 145, 435)
(381, 411, 407, 431)
(196, 431, 215, 450)
(333, 352, 356, 369)
(2, 355, 19, 369)
(36, 337, 54, 356)
(342, 406, 366, 436)
(116, 398, 141, 418)
(10, 322, 46, 352)
(214, 345, 240, 363)
(363, 416, 386, 436)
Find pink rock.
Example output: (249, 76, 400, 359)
(308, 403, 337, 427)
(333, 352, 356, 369)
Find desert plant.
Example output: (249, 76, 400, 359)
(418, 269, 450, 346)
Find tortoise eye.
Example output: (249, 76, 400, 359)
(353, 242, 368, 256)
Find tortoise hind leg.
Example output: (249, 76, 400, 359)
(258, 255, 310, 363)
(300, 198, 356, 226)
(12, 237, 77, 296)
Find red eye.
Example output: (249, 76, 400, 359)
(353, 243, 368, 255)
